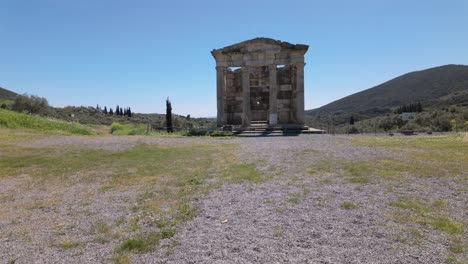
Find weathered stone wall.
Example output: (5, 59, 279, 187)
(225, 68, 243, 125)
(212, 38, 308, 127)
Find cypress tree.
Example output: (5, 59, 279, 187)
(104, 106, 108, 114)
(109, 108, 114, 115)
(166, 97, 173, 133)
(417, 102, 423, 112)
(349, 115, 355, 125)
(128, 107, 132, 117)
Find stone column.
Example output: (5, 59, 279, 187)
(295, 62, 305, 124)
(216, 66, 227, 127)
(268, 65, 278, 125)
(241, 66, 250, 127)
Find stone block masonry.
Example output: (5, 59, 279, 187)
(211, 38, 308, 128)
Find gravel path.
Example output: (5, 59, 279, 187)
(138, 135, 467, 264)
(1, 134, 466, 263)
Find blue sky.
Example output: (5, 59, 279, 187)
(1, 0, 467, 117)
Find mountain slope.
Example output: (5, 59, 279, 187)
(306, 64, 468, 120)
(0, 87, 18, 100)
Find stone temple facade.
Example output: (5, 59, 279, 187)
(212, 38, 309, 129)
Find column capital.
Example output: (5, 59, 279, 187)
(216, 66, 227, 72)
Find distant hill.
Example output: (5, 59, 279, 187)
(0, 87, 18, 100)
(306, 64, 468, 123)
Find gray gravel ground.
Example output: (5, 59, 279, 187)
(1, 134, 466, 263)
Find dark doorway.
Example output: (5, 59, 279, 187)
(250, 86, 269, 121)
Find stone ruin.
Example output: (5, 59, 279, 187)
(211, 38, 309, 130)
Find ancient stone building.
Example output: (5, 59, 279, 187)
(211, 38, 309, 129)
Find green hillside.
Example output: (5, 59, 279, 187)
(306, 64, 468, 122)
(0, 87, 17, 100)
(0, 108, 95, 135)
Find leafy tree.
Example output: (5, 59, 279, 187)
(347, 126, 359, 134)
(12, 94, 49, 114)
(0, 103, 6, 109)
(166, 97, 173, 133)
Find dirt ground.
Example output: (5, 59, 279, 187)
(1, 134, 466, 263)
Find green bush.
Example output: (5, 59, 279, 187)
(183, 128, 208, 137)
(208, 131, 234, 137)
(347, 126, 359, 134)
(110, 122, 148, 135)
(12, 94, 50, 115)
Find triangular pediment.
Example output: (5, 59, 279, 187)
(212, 37, 308, 55)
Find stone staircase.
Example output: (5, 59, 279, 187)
(233, 121, 315, 137)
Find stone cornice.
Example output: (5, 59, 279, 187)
(211, 37, 309, 58)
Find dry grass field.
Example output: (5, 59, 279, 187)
(0, 130, 466, 263)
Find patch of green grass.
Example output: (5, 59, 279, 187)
(56, 239, 81, 249)
(116, 232, 161, 253)
(389, 198, 429, 215)
(446, 255, 464, 264)
(340, 201, 359, 209)
(388, 196, 465, 248)
(0, 109, 94, 135)
(287, 196, 300, 204)
(174, 203, 196, 224)
(222, 163, 263, 183)
(352, 135, 468, 178)
(342, 161, 373, 177)
(273, 225, 285, 238)
(308, 159, 336, 176)
(347, 177, 372, 184)
(427, 216, 463, 235)
(161, 229, 176, 239)
(93, 236, 110, 244)
(110, 122, 149, 135)
(112, 255, 130, 264)
(449, 244, 464, 254)
(91, 221, 110, 234)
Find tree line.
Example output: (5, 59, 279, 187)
(96, 104, 132, 117)
(395, 102, 423, 114)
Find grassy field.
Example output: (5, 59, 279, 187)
(310, 134, 467, 263)
(1, 129, 467, 263)
(0, 130, 260, 262)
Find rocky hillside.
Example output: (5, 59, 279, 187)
(306, 64, 468, 123)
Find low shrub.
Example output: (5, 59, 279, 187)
(183, 128, 208, 136)
(208, 131, 234, 137)
(110, 122, 148, 135)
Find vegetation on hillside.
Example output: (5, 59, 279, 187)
(306, 64, 468, 133)
(0, 108, 95, 135)
(0, 87, 18, 100)
(0, 88, 216, 133)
